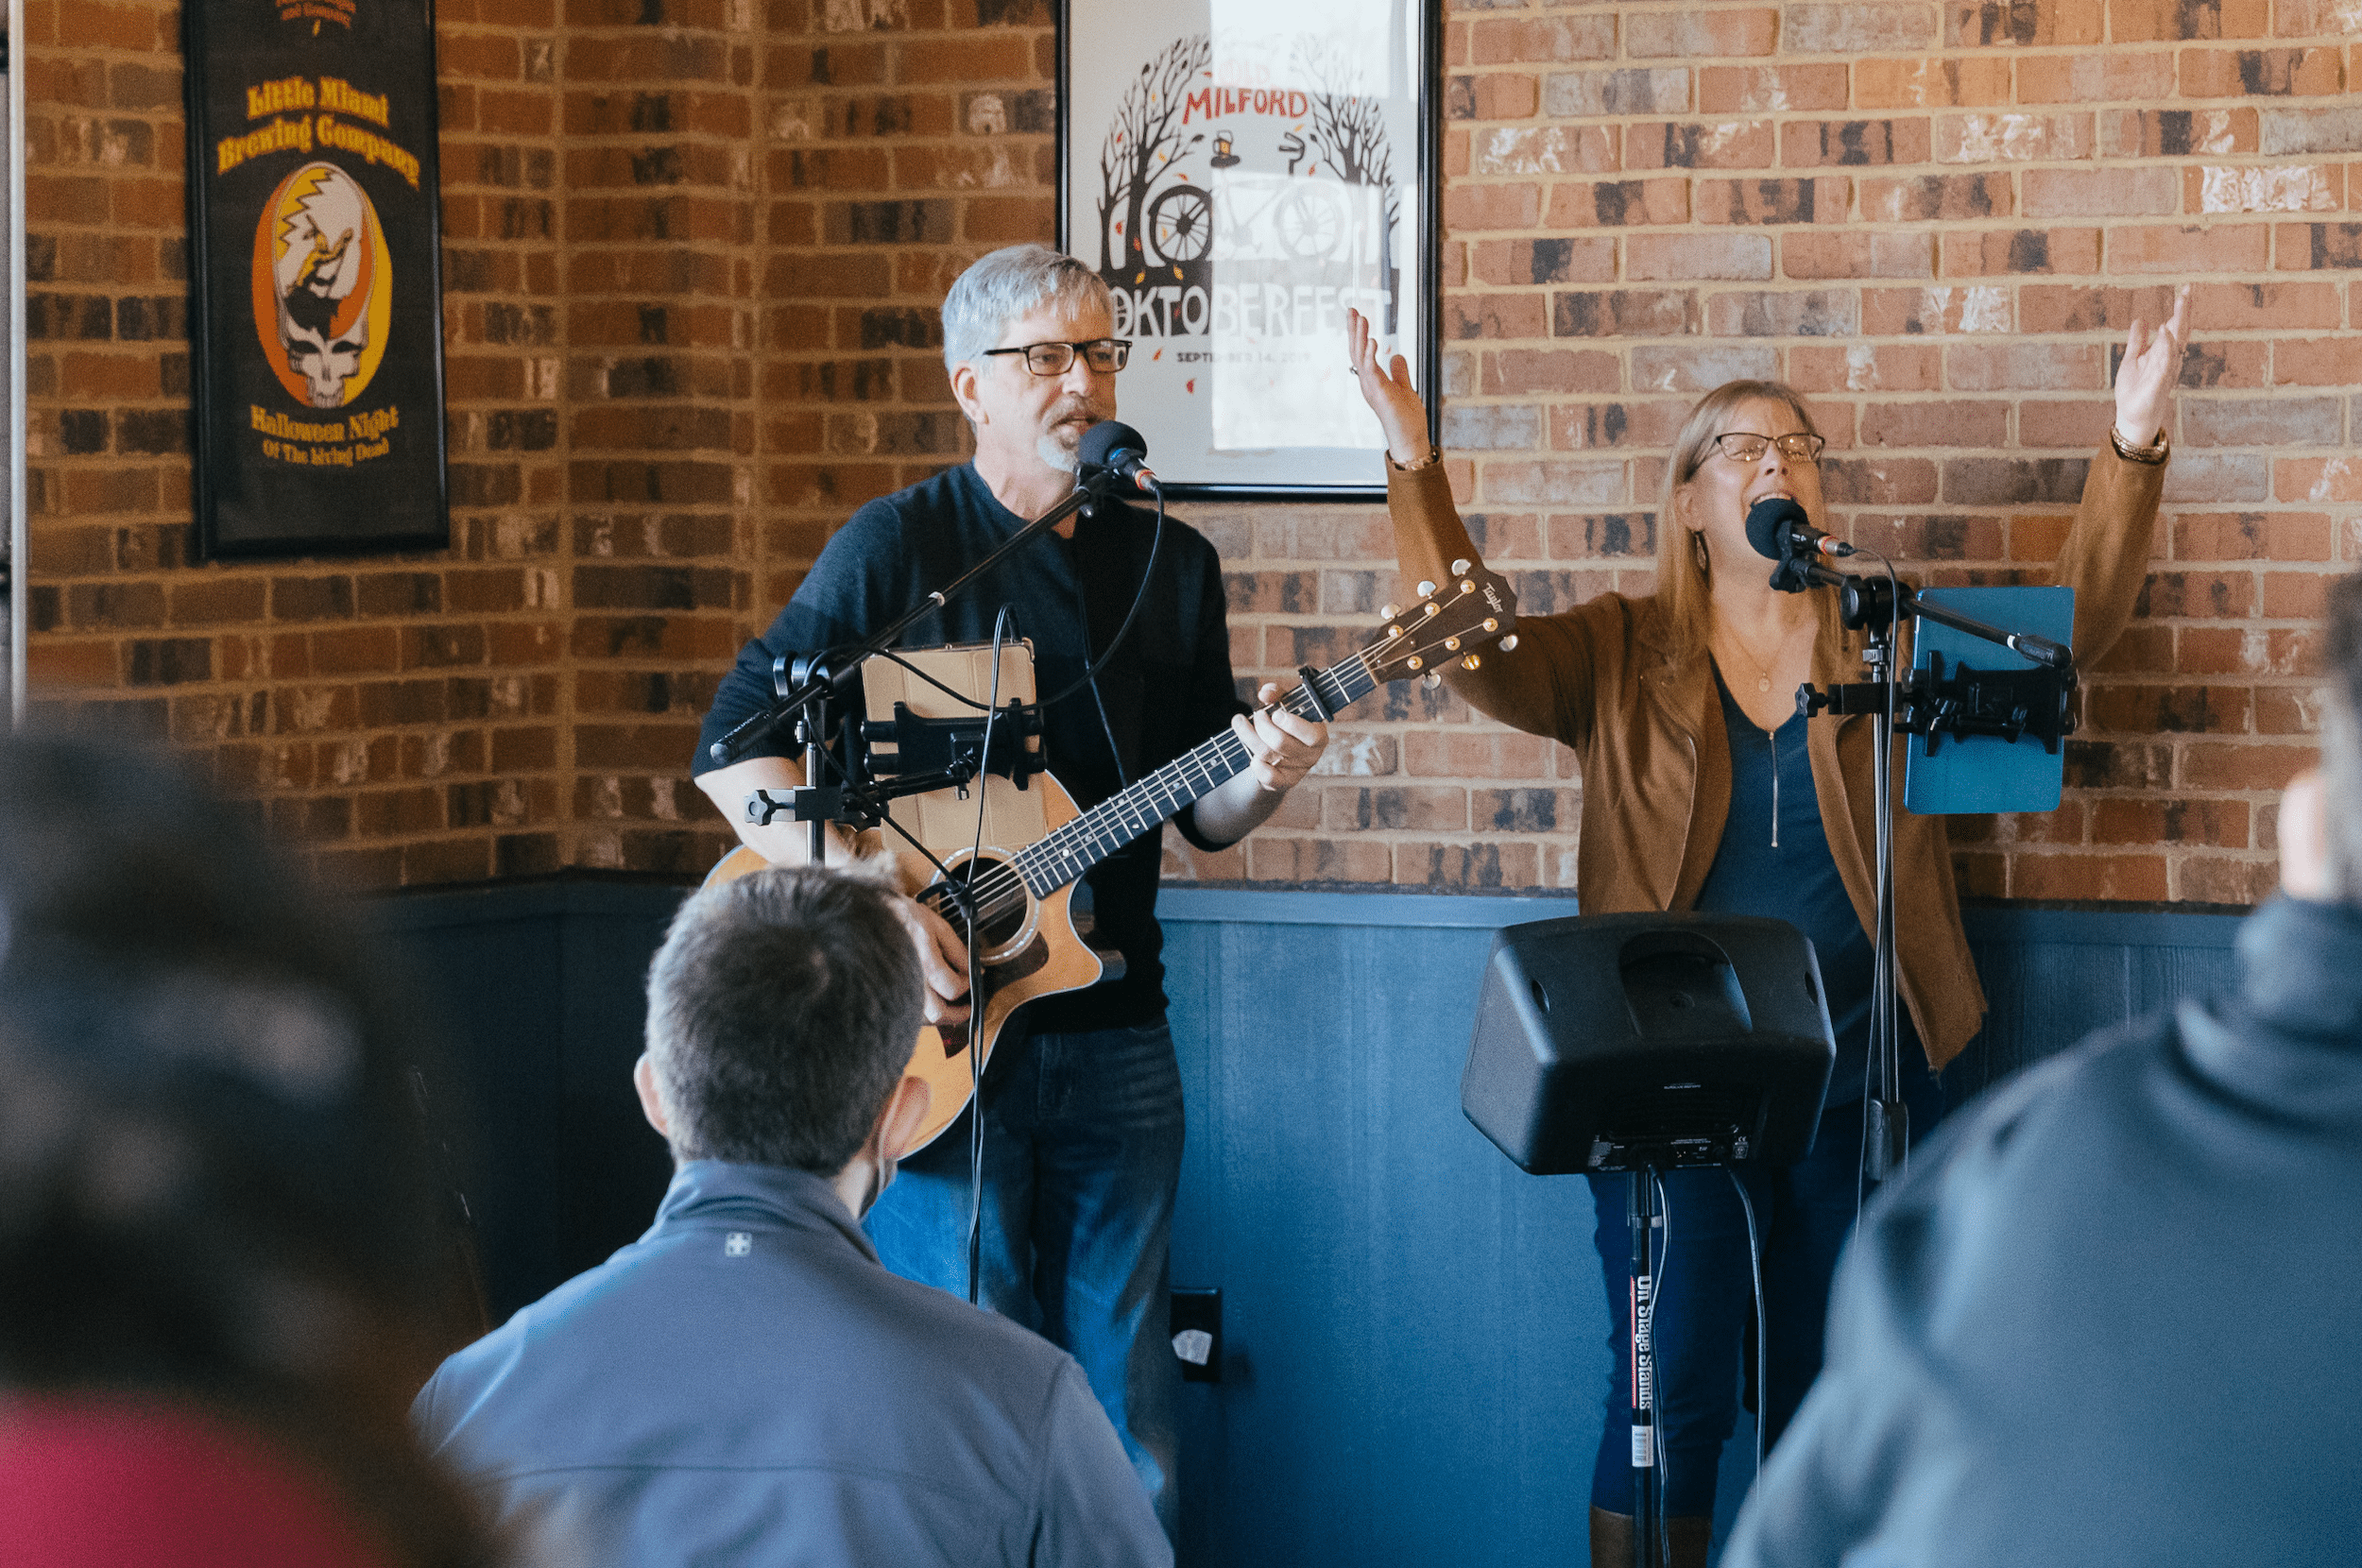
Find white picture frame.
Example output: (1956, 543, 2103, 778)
(1057, 0, 1440, 500)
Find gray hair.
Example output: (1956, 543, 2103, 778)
(2320, 572, 2362, 902)
(940, 244, 1111, 372)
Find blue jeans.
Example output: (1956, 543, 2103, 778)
(1585, 1068, 1945, 1516)
(865, 1018, 1185, 1535)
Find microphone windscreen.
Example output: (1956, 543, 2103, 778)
(1744, 495, 1809, 562)
(1077, 419, 1148, 470)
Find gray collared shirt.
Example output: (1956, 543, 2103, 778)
(416, 1160, 1170, 1568)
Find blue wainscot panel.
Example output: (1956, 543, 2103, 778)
(1155, 887, 2246, 1568)
(366, 877, 2249, 1567)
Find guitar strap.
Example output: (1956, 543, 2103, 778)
(1068, 506, 1152, 786)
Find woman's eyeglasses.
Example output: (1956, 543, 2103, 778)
(1711, 432, 1825, 464)
(982, 338, 1133, 376)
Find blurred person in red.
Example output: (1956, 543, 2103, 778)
(0, 733, 498, 1568)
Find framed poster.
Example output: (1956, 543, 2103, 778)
(1058, 0, 1440, 502)
(184, 0, 448, 558)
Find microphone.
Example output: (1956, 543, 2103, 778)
(1744, 496, 1853, 563)
(1077, 419, 1158, 493)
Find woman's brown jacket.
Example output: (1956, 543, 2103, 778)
(1384, 450, 2166, 1070)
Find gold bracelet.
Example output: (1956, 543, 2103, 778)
(2108, 425, 2171, 465)
(1385, 446, 1443, 472)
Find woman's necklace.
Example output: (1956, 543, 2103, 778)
(1715, 617, 1792, 695)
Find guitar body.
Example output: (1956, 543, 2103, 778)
(697, 560, 1521, 1156)
(700, 769, 1104, 1156)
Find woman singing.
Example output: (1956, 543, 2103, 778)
(1347, 287, 2188, 1562)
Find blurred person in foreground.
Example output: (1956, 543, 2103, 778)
(1721, 570, 2362, 1567)
(415, 867, 1170, 1568)
(0, 734, 496, 1568)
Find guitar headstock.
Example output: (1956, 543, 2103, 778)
(1366, 558, 1520, 686)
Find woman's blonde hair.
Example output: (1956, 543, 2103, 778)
(1653, 380, 1841, 666)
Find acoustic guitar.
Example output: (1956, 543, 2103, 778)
(705, 560, 1518, 1153)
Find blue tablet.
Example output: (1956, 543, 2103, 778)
(1903, 585, 2075, 816)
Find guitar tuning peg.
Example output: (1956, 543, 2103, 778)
(1461, 653, 1481, 672)
(1380, 603, 1401, 620)
(1415, 580, 1436, 598)
(1499, 634, 1519, 653)
(1422, 671, 1442, 690)
(1406, 655, 1424, 672)
(1444, 636, 1462, 652)
(1449, 558, 1471, 575)
(1482, 618, 1498, 633)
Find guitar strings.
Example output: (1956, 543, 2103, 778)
(929, 588, 1488, 942)
(938, 592, 1481, 933)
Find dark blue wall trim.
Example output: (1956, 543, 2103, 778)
(372, 877, 2255, 1566)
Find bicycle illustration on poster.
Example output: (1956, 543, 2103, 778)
(1058, 0, 1440, 500)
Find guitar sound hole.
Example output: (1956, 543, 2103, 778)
(922, 857, 1030, 954)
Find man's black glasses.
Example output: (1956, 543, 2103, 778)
(982, 338, 1132, 376)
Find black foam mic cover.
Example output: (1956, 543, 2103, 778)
(1077, 419, 1148, 473)
(1745, 495, 1811, 562)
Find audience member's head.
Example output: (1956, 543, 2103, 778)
(2312, 571, 2362, 901)
(638, 868, 929, 1213)
(2277, 572, 2362, 904)
(0, 733, 494, 1567)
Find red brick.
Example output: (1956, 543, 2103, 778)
(1696, 63, 1849, 112)
(2179, 742, 2316, 790)
(2015, 50, 2173, 102)
(1789, 343, 1945, 391)
(1625, 9, 1780, 57)
(1625, 119, 1776, 170)
(1628, 232, 1775, 281)
(1940, 227, 2101, 275)
(2103, 223, 2269, 272)
(1469, 15, 1616, 64)
(2270, 337, 2362, 385)
(1854, 56, 2012, 108)
(1788, 2, 1937, 51)
(2011, 853, 2169, 901)
(2177, 46, 2343, 96)
(1781, 118, 1931, 167)
(2274, 456, 2362, 503)
(2024, 166, 2182, 218)
(1781, 230, 1933, 278)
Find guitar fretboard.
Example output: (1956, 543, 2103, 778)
(1014, 654, 1378, 896)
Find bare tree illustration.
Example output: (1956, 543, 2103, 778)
(1096, 33, 1211, 280)
(1295, 39, 1402, 326)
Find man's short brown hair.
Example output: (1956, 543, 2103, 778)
(642, 868, 924, 1171)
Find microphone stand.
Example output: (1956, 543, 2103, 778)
(1784, 554, 2076, 1186)
(704, 469, 1121, 861)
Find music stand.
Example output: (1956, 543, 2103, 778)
(1462, 913, 1837, 1568)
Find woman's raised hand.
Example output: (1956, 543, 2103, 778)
(2113, 282, 2190, 449)
(1346, 307, 1433, 467)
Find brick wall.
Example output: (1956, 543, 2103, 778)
(25, 0, 2362, 900)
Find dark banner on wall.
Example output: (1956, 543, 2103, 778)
(185, 0, 447, 558)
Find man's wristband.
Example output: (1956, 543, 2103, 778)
(1386, 446, 1442, 473)
(2109, 424, 2171, 465)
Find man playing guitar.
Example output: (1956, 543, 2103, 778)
(693, 244, 1328, 1532)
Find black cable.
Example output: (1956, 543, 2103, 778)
(821, 481, 1167, 723)
(1728, 1169, 1768, 1482)
(963, 606, 1012, 1307)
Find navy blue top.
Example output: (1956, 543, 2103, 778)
(695, 464, 1245, 1031)
(1694, 670, 1875, 1107)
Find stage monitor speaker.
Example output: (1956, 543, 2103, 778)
(1461, 913, 1836, 1176)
